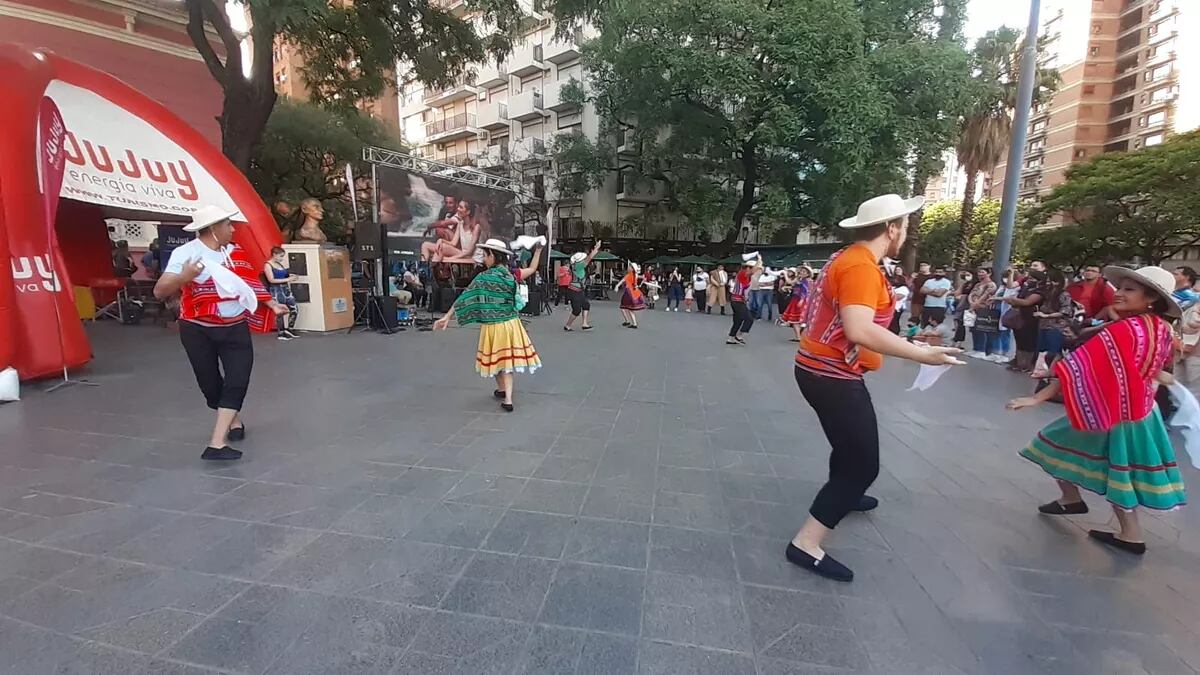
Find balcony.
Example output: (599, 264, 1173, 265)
(510, 42, 547, 77)
(478, 100, 511, 130)
(509, 89, 546, 121)
(476, 60, 510, 88)
(616, 173, 664, 203)
(477, 144, 511, 169)
(511, 137, 547, 164)
(545, 28, 585, 64)
(425, 112, 482, 143)
(438, 152, 478, 167)
(423, 75, 481, 108)
(545, 78, 584, 112)
(617, 128, 640, 155)
(432, 0, 469, 16)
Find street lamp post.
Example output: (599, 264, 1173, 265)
(991, 0, 1042, 277)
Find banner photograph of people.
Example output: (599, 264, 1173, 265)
(375, 165, 516, 264)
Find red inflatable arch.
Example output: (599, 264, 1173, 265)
(0, 45, 280, 380)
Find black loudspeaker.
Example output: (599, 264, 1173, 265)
(354, 220, 381, 261)
(434, 288, 460, 313)
(521, 289, 543, 316)
(369, 295, 399, 331)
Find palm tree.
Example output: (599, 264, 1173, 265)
(954, 28, 1058, 268)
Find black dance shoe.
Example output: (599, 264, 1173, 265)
(785, 543, 854, 582)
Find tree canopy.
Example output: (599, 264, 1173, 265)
(550, 0, 973, 247)
(248, 99, 403, 241)
(184, 0, 527, 171)
(917, 198, 1030, 269)
(1028, 131, 1200, 266)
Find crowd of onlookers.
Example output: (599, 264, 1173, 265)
(886, 260, 1200, 384)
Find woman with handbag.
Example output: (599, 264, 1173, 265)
(434, 240, 543, 412)
(965, 267, 998, 359)
(1001, 262, 1047, 372)
(1008, 265, 1187, 555)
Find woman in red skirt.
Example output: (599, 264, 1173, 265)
(781, 266, 813, 342)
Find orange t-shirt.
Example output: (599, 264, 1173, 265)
(795, 244, 894, 379)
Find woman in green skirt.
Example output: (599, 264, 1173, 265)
(1008, 265, 1187, 555)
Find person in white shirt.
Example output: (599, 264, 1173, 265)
(920, 266, 953, 325)
(692, 268, 709, 314)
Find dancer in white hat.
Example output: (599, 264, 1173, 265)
(786, 194, 963, 581)
(563, 240, 602, 332)
(153, 206, 290, 460)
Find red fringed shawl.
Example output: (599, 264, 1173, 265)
(180, 247, 274, 332)
(1054, 314, 1173, 432)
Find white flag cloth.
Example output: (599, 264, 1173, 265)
(1165, 381, 1200, 469)
(510, 235, 547, 251)
(907, 363, 952, 392)
(206, 257, 258, 314)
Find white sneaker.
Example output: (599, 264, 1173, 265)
(990, 354, 1011, 363)
(966, 351, 985, 359)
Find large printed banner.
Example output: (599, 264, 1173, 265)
(45, 80, 240, 218)
(376, 165, 516, 263)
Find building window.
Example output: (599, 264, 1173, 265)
(1089, 46, 1100, 57)
(1148, 46, 1159, 59)
(1029, 139, 1045, 151)
(1150, 87, 1171, 103)
(1074, 149, 1087, 159)
(1091, 23, 1102, 35)
(1148, 64, 1171, 82)
(1032, 120, 1047, 132)
(1145, 133, 1164, 146)
(1148, 110, 1166, 125)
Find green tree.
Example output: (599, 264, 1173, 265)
(184, 0, 525, 172)
(248, 99, 403, 240)
(554, 0, 972, 249)
(1028, 131, 1200, 265)
(952, 28, 1059, 267)
(918, 198, 1030, 269)
(1026, 223, 1117, 271)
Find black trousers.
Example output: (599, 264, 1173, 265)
(567, 288, 590, 316)
(729, 300, 754, 337)
(695, 290, 707, 313)
(794, 366, 880, 529)
(179, 320, 254, 411)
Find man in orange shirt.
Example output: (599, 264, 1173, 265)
(788, 194, 963, 582)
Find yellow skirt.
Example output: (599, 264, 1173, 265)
(476, 318, 541, 377)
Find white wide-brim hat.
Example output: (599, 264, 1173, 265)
(838, 194, 925, 229)
(184, 205, 241, 232)
(741, 251, 760, 266)
(1103, 265, 1182, 318)
(570, 252, 587, 264)
(477, 238, 511, 255)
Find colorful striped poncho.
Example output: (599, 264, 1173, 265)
(1054, 313, 1173, 432)
(454, 266, 520, 326)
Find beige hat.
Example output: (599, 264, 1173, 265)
(838, 194, 925, 229)
(1103, 265, 1182, 318)
(570, 252, 587, 264)
(184, 205, 240, 232)
(477, 238, 511, 255)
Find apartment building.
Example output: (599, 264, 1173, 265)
(923, 149, 989, 204)
(990, 0, 1200, 201)
(269, 39, 400, 128)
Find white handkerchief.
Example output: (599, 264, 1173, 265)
(1165, 382, 1200, 469)
(206, 260, 258, 314)
(908, 364, 952, 392)
(509, 235, 547, 251)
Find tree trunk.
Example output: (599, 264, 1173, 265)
(954, 168, 978, 268)
(718, 141, 759, 254)
(901, 168, 929, 271)
(220, 83, 276, 173)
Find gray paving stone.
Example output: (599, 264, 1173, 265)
(656, 466, 722, 496)
(263, 596, 427, 674)
(327, 494, 440, 539)
(182, 522, 320, 580)
(405, 502, 505, 548)
(512, 479, 587, 516)
(643, 572, 752, 651)
(638, 641, 756, 675)
(444, 473, 528, 507)
(484, 509, 576, 558)
(539, 562, 645, 635)
(649, 526, 737, 580)
(563, 518, 650, 569)
(514, 625, 638, 675)
(404, 611, 531, 674)
(442, 552, 558, 620)
(742, 584, 868, 669)
(653, 491, 730, 532)
(533, 456, 599, 483)
(580, 485, 654, 523)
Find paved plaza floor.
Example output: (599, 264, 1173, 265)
(1, 305, 1199, 674)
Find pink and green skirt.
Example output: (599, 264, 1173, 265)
(1019, 408, 1187, 511)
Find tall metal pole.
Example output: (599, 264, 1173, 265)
(992, 0, 1041, 277)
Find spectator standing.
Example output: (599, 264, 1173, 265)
(141, 239, 162, 279)
(1004, 261, 1048, 372)
(909, 262, 931, 326)
(708, 266, 729, 315)
(1031, 268, 1076, 378)
(919, 266, 953, 324)
(1067, 264, 1114, 321)
(263, 246, 300, 340)
(1172, 266, 1200, 311)
(692, 267, 709, 314)
(888, 270, 910, 334)
(666, 267, 684, 311)
(965, 267, 998, 359)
